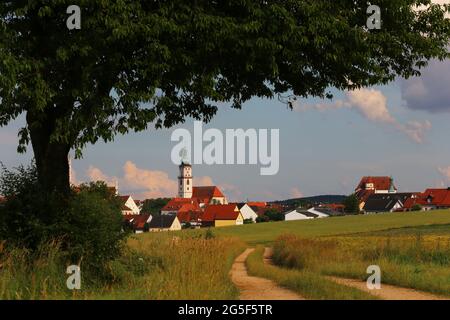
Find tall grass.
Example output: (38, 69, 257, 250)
(272, 234, 450, 297)
(0, 233, 245, 300)
(246, 246, 376, 300)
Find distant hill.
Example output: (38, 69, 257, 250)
(273, 195, 347, 207)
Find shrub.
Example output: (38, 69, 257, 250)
(0, 163, 128, 271)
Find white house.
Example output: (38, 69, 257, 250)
(284, 209, 317, 221)
(234, 203, 258, 222)
(307, 207, 330, 218)
(120, 195, 141, 215)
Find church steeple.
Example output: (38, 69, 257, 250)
(178, 162, 193, 198)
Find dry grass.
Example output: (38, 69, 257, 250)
(246, 246, 376, 300)
(0, 233, 245, 300)
(272, 234, 450, 297)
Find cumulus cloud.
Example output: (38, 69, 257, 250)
(294, 88, 432, 143)
(121, 161, 178, 199)
(87, 165, 117, 186)
(85, 161, 218, 200)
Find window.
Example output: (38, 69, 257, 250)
(187, 180, 190, 185)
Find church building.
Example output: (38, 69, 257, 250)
(177, 162, 227, 206)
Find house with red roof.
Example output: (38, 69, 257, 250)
(122, 213, 152, 233)
(202, 204, 244, 227)
(355, 176, 397, 210)
(403, 188, 450, 211)
(191, 186, 227, 206)
(177, 162, 228, 206)
(177, 210, 204, 228)
(161, 198, 201, 215)
(120, 195, 141, 215)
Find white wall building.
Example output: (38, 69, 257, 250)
(236, 203, 258, 222)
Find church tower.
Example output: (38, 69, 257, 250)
(178, 162, 193, 198)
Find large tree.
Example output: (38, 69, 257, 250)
(1, 0, 449, 196)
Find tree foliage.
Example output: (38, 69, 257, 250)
(344, 194, 361, 214)
(141, 198, 171, 215)
(1, 0, 449, 153)
(0, 164, 127, 267)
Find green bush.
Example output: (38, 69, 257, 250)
(0, 163, 128, 271)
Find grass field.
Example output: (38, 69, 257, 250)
(2, 210, 450, 299)
(246, 246, 377, 300)
(271, 229, 450, 297)
(0, 233, 245, 299)
(209, 210, 450, 244)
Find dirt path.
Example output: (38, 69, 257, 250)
(263, 247, 449, 300)
(230, 248, 304, 300)
(326, 276, 449, 300)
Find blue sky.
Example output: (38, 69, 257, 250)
(2, 55, 450, 202)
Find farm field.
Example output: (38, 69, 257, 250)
(221, 210, 450, 299)
(210, 210, 450, 244)
(2, 210, 450, 299)
(270, 232, 450, 298)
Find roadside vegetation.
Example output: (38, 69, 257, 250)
(0, 233, 245, 299)
(272, 232, 450, 297)
(245, 246, 376, 300)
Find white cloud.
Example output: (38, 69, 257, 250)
(294, 88, 432, 143)
(87, 165, 117, 186)
(121, 161, 178, 199)
(85, 161, 217, 200)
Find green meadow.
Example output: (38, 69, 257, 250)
(2, 210, 450, 299)
(210, 210, 450, 244)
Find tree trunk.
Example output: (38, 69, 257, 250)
(27, 112, 71, 197)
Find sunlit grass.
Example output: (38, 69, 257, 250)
(272, 233, 450, 297)
(0, 233, 245, 300)
(246, 246, 376, 300)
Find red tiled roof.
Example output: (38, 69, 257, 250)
(162, 198, 199, 212)
(178, 203, 201, 213)
(133, 214, 151, 230)
(203, 204, 239, 222)
(403, 189, 450, 208)
(356, 177, 395, 191)
(177, 210, 204, 223)
(247, 202, 267, 207)
(192, 186, 224, 200)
